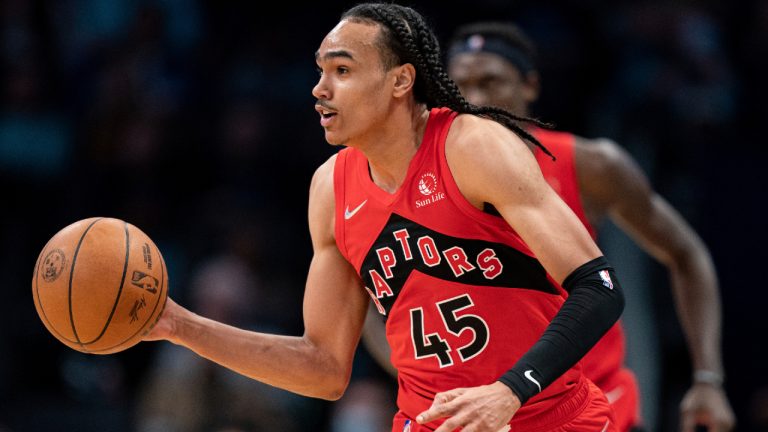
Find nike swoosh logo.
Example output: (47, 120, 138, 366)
(524, 369, 541, 392)
(344, 200, 368, 220)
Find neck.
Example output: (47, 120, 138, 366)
(359, 104, 430, 193)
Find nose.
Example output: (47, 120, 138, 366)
(312, 74, 330, 100)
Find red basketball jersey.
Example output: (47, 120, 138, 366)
(533, 128, 631, 397)
(334, 108, 587, 429)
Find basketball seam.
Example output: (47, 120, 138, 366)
(79, 220, 131, 346)
(36, 220, 167, 354)
(87, 232, 167, 353)
(67, 218, 103, 348)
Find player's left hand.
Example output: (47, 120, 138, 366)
(416, 381, 521, 432)
(680, 383, 736, 432)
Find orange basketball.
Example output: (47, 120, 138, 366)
(32, 217, 168, 354)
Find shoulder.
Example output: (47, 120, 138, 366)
(447, 114, 534, 164)
(308, 153, 339, 247)
(573, 136, 652, 203)
(445, 114, 548, 206)
(310, 153, 338, 196)
(574, 136, 636, 177)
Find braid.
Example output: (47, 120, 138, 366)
(342, 3, 555, 159)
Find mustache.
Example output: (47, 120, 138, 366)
(315, 99, 337, 111)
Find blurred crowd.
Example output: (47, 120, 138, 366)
(1, 0, 766, 431)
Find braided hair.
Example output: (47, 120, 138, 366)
(341, 3, 553, 159)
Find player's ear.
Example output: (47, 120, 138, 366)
(523, 71, 541, 104)
(392, 63, 416, 98)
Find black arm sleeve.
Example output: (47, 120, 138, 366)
(497, 256, 625, 404)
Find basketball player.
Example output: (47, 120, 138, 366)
(363, 21, 734, 432)
(145, 4, 626, 431)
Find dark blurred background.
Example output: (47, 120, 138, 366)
(1, 0, 766, 431)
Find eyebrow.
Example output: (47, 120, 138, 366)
(315, 49, 356, 63)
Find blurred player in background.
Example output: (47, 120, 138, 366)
(362, 20, 734, 432)
(145, 3, 628, 431)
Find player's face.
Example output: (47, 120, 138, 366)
(313, 20, 395, 146)
(449, 52, 538, 117)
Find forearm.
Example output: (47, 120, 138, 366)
(617, 194, 725, 376)
(499, 257, 625, 403)
(170, 309, 350, 400)
(668, 239, 723, 375)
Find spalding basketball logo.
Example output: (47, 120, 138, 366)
(418, 172, 437, 196)
(42, 249, 66, 282)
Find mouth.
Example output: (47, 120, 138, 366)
(315, 105, 337, 126)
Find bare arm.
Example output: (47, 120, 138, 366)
(144, 156, 369, 400)
(576, 138, 734, 431)
(361, 304, 397, 378)
(417, 116, 622, 431)
(454, 118, 602, 282)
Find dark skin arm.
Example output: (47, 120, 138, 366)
(576, 137, 735, 432)
(361, 303, 397, 378)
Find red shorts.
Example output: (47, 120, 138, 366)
(390, 378, 616, 432)
(595, 368, 641, 432)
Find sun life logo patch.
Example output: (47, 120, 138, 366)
(418, 172, 437, 196)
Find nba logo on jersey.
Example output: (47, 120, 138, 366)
(403, 419, 412, 432)
(599, 270, 614, 290)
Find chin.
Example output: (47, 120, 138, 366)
(324, 132, 346, 146)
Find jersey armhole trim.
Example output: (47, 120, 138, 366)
(333, 149, 350, 261)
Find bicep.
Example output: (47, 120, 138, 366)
(613, 190, 702, 266)
(581, 140, 699, 264)
(496, 184, 602, 283)
(447, 117, 601, 283)
(302, 156, 369, 371)
(303, 242, 368, 366)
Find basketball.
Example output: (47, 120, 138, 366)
(32, 217, 168, 354)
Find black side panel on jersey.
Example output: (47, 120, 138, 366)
(360, 213, 557, 315)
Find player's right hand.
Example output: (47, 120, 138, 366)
(416, 382, 521, 432)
